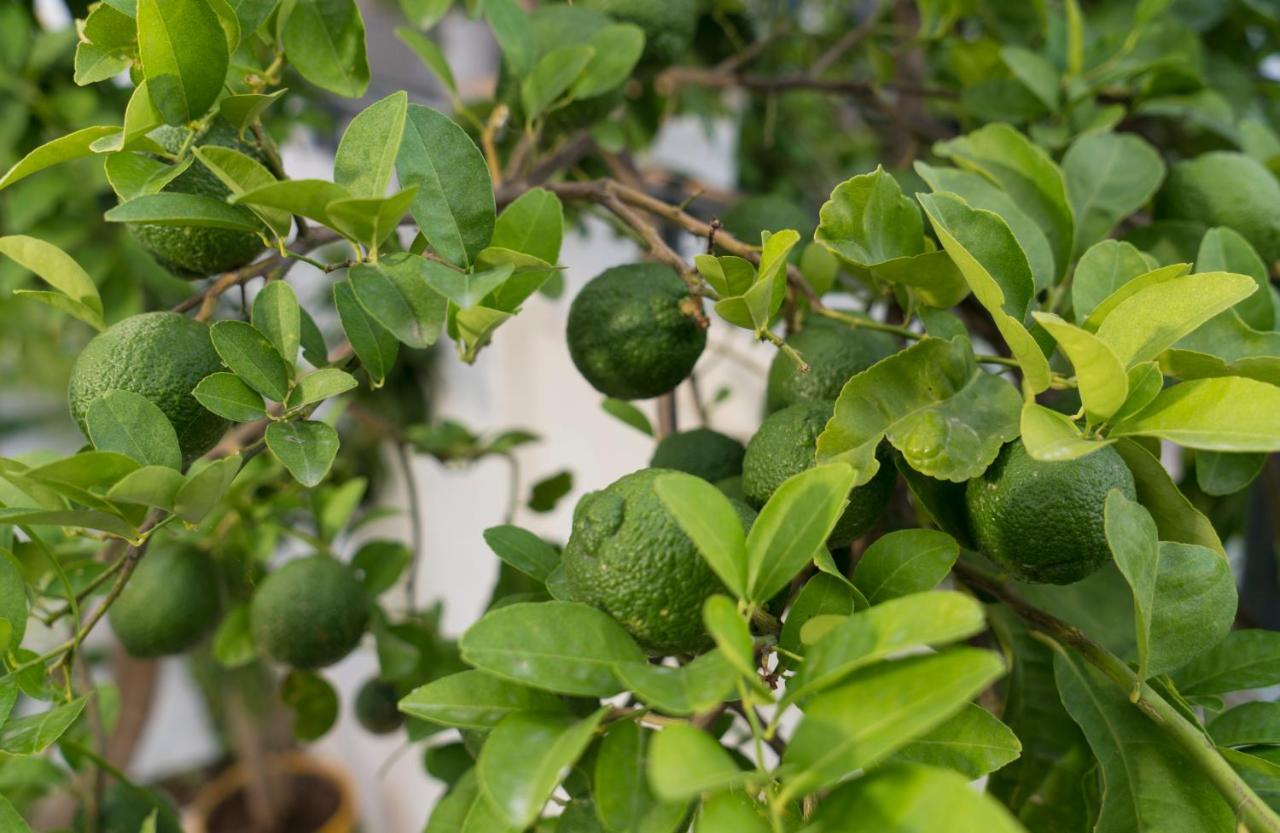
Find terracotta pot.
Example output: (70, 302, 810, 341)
(183, 753, 357, 833)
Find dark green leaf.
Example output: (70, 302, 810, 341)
(282, 0, 369, 97)
(252, 280, 301, 365)
(595, 721, 688, 833)
(1063, 131, 1165, 253)
(601, 398, 653, 436)
(335, 91, 408, 199)
(350, 255, 448, 349)
(173, 455, 241, 523)
(210, 320, 292, 402)
(334, 281, 397, 386)
(483, 525, 559, 583)
(399, 669, 567, 730)
(1172, 630, 1280, 697)
(104, 193, 263, 233)
(193, 372, 267, 422)
(136, 0, 229, 124)
(890, 703, 1021, 779)
(281, 670, 338, 741)
(86, 390, 182, 470)
(527, 470, 572, 513)
(105, 465, 185, 510)
(851, 529, 959, 605)
(286, 369, 358, 411)
(265, 420, 340, 487)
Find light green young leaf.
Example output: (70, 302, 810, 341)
(350, 255, 448, 349)
(282, 0, 369, 97)
(1112, 377, 1280, 451)
(192, 146, 291, 239)
(702, 595, 759, 685)
(136, 0, 229, 124)
(0, 126, 119, 191)
(399, 670, 567, 730)
(397, 104, 495, 268)
(1032, 312, 1128, 421)
(655, 472, 748, 598)
(571, 23, 645, 100)
(522, 45, 595, 119)
(453, 305, 512, 364)
(0, 696, 88, 755)
(0, 795, 33, 833)
(595, 722, 688, 833)
(816, 336, 1022, 485)
(478, 708, 606, 829)
(459, 601, 644, 697)
(648, 724, 750, 803)
(779, 574, 857, 663)
(483, 0, 536, 76)
(869, 249, 970, 308)
(851, 529, 959, 605)
(193, 372, 266, 422)
(86, 390, 182, 470)
(1072, 239, 1160, 323)
(745, 463, 854, 603)
(105, 465, 185, 510)
(10, 291, 108, 332)
(0, 551, 27, 654)
(265, 420, 340, 487)
(335, 91, 408, 199)
(1020, 402, 1112, 462)
(482, 525, 559, 582)
(1095, 272, 1257, 367)
(917, 191, 1051, 392)
(1196, 226, 1274, 331)
(218, 89, 287, 136)
(210, 320, 291, 401)
(326, 187, 419, 252)
(1082, 262, 1194, 331)
(0, 235, 103, 328)
(333, 281, 396, 387)
(491, 188, 563, 265)
(601, 397, 653, 436)
(252, 280, 301, 365)
(287, 368, 357, 411)
(105, 193, 263, 233)
(809, 763, 1026, 832)
(890, 704, 1022, 780)
(614, 650, 739, 717)
(74, 43, 131, 85)
(782, 648, 1005, 799)
(1063, 131, 1165, 253)
(174, 454, 241, 523)
(232, 179, 352, 230)
(396, 28, 457, 97)
(1001, 46, 1060, 110)
(815, 166, 924, 271)
(421, 261, 515, 310)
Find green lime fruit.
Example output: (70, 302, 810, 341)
(650, 428, 746, 482)
(129, 120, 270, 277)
(251, 555, 370, 669)
(741, 401, 895, 546)
(765, 317, 898, 413)
(108, 542, 220, 657)
(67, 311, 230, 466)
(355, 678, 405, 734)
(580, 0, 698, 66)
(1157, 151, 1280, 264)
(562, 468, 755, 654)
(965, 439, 1137, 585)
(566, 263, 706, 400)
(720, 194, 814, 244)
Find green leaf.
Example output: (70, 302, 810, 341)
(103, 153, 163, 201)
(252, 280, 301, 365)
(1172, 630, 1280, 696)
(212, 604, 256, 668)
(1144, 541, 1237, 678)
(746, 464, 854, 603)
(11, 291, 109, 332)
(0, 795, 33, 833)
(1032, 312, 1129, 421)
(104, 193, 263, 233)
(916, 191, 1052, 392)
(527, 470, 572, 513)
(936, 123, 1075, 280)
(483, 525, 559, 583)
(1112, 377, 1280, 451)
(396, 28, 458, 97)
(647, 724, 750, 803)
(1082, 263, 1191, 332)
(1001, 45, 1060, 110)
(0, 551, 27, 654)
(281, 670, 338, 741)
(210, 320, 291, 402)
(694, 791, 770, 833)
(286, 369, 357, 411)
(398, 0, 451, 30)
(1063, 131, 1165, 253)
(25, 451, 140, 491)
(335, 91, 408, 199)
(1114, 439, 1224, 556)
(396, 104, 495, 268)
(871, 249, 972, 309)
(0, 695, 88, 754)
(1196, 227, 1274, 331)
(1197, 451, 1267, 496)
(0, 235, 103, 328)
(571, 24, 645, 100)
(890, 704, 1022, 779)
(816, 336, 1022, 485)
(851, 529, 959, 605)
(613, 650, 738, 717)
(350, 255, 448, 349)
(654, 472, 748, 598)
(482, 0, 535, 76)
(1095, 272, 1257, 367)
(75, 43, 131, 85)
(105, 465, 185, 510)
(333, 281, 397, 387)
(0, 508, 138, 540)
(1020, 401, 1111, 462)
(1209, 702, 1280, 747)
(815, 166, 924, 271)
(218, 89, 287, 136)
(0, 126, 119, 191)
(422, 261, 515, 309)
(265, 421, 339, 487)
(595, 722, 688, 833)
(231, 179, 352, 230)
(282, 0, 370, 97)
(791, 591, 989, 701)
(399, 670, 567, 730)
(1221, 748, 1280, 813)
(192, 146, 291, 239)
(1072, 239, 1160, 323)
(133, 0, 226, 123)
(491, 188, 563, 265)
(779, 574, 857, 663)
(459, 601, 645, 697)
(86, 390, 182, 470)
(453, 305, 513, 364)
(478, 708, 606, 828)
(782, 648, 1005, 799)
(1054, 648, 1235, 832)
(326, 188, 419, 252)
(522, 45, 595, 119)
(702, 595, 758, 685)
(808, 763, 1026, 832)
(173, 454, 241, 523)
(350, 539, 408, 594)
(1104, 490, 1160, 683)
(601, 398, 653, 436)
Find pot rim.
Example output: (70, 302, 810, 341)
(182, 752, 357, 833)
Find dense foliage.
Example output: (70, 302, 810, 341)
(5, 0, 1280, 831)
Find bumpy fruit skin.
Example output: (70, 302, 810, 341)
(580, 0, 698, 66)
(67, 311, 230, 467)
(965, 440, 1137, 585)
(566, 263, 706, 400)
(250, 555, 370, 669)
(355, 678, 405, 734)
(130, 120, 269, 277)
(1157, 151, 1280, 264)
(562, 468, 755, 654)
(650, 428, 745, 482)
(765, 318, 897, 413)
(107, 544, 219, 657)
(742, 401, 895, 545)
